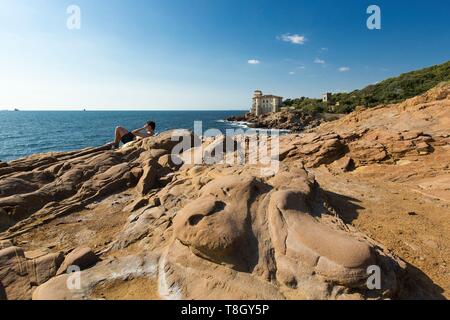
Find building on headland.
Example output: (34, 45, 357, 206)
(322, 92, 336, 112)
(322, 92, 332, 104)
(251, 90, 283, 116)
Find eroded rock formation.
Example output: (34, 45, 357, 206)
(0, 83, 449, 300)
(226, 109, 324, 132)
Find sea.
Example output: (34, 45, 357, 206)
(0, 110, 249, 162)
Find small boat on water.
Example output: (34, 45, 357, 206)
(14, 108, 20, 112)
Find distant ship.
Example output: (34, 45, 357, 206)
(14, 108, 20, 112)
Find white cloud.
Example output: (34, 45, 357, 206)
(338, 66, 350, 72)
(320, 47, 328, 52)
(314, 58, 326, 64)
(289, 71, 295, 75)
(279, 33, 307, 45)
(248, 59, 260, 65)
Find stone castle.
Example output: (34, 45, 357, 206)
(251, 90, 283, 116)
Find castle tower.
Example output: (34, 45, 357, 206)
(252, 90, 263, 116)
(251, 90, 282, 116)
(322, 92, 332, 104)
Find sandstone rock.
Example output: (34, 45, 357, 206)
(348, 140, 387, 165)
(56, 247, 100, 276)
(402, 130, 423, 140)
(2, 85, 449, 300)
(0, 131, 191, 237)
(24, 248, 50, 260)
(0, 245, 63, 299)
(267, 172, 375, 287)
(27, 252, 64, 286)
(0, 240, 13, 250)
(415, 141, 431, 155)
(114, 207, 168, 250)
(149, 149, 169, 159)
(173, 175, 261, 272)
(33, 254, 159, 300)
(331, 156, 355, 172)
(158, 154, 182, 170)
(298, 136, 346, 167)
(32, 274, 77, 300)
(123, 197, 150, 213)
(136, 162, 157, 195)
(0, 246, 30, 300)
(0, 208, 14, 232)
(276, 145, 296, 161)
(0, 178, 39, 197)
(161, 164, 401, 299)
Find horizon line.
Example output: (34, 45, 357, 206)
(0, 108, 249, 112)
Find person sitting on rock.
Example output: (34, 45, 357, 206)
(111, 121, 156, 148)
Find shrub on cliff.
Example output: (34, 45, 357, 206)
(282, 98, 326, 113)
(283, 60, 450, 114)
(332, 60, 450, 112)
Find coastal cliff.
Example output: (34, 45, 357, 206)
(0, 83, 449, 300)
(226, 109, 325, 132)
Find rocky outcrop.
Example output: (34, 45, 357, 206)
(159, 164, 402, 299)
(226, 110, 323, 132)
(19, 164, 405, 300)
(56, 247, 99, 276)
(0, 161, 7, 169)
(32, 254, 159, 300)
(0, 84, 449, 300)
(274, 83, 450, 169)
(276, 128, 436, 169)
(0, 245, 63, 300)
(0, 130, 193, 236)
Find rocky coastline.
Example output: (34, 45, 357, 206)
(0, 84, 449, 300)
(226, 109, 328, 132)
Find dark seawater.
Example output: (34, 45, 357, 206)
(0, 110, 247, 162)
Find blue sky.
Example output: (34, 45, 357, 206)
(0, 0, 449, 110)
